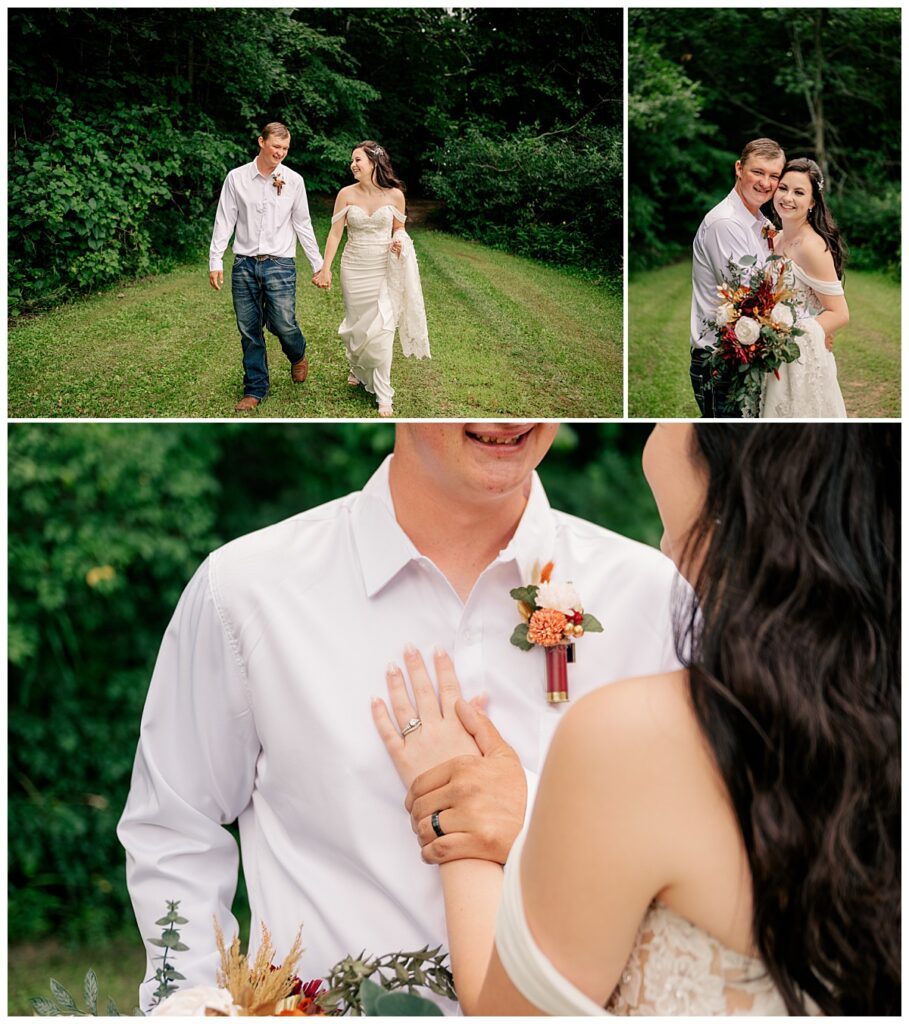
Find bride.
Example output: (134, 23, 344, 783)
(372, 424, 899, 1015)
(313, 141, 429, 417)
(762, 159, 848, 417)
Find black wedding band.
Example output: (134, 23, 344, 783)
(431, 811, 445, 838)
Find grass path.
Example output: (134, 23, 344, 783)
(9, 217, 621, 418)
(628, 261, 900, 418)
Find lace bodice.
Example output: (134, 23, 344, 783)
(496, 831, 814, 1016)
(781, 257, 843, 319)
(332, 204, 404, 247)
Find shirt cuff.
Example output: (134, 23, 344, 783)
(209, 258, 224, 272)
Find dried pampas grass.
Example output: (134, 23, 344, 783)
(214, 918, 304, 1015)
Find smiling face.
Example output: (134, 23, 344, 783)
(641, 424, 709, 577)
(773, 170, 815, 224)
(350, 148, 375, 184)
(734, 153, 785, 215)
(258, 133, 289, 169)
(394, 423, 559, 507)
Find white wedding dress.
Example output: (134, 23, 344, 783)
(496, 831, 817, 1016)
(332, 204, 430, 409)
(760, 259, 847, 418)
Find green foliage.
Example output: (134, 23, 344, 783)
(31, 969, 121, 1016)
(425, 123, 621, 275)
(318, 947, 455, 1015)
(8, 424, 662, 946)
(148, 901, 190, 1005)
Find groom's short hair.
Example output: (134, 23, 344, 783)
(739, 138, 785, 166)
(260, 122, 290, 140)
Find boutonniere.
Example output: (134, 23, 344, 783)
(272, 172, 286, 196)
(762, 224, 778, 250)
(510, 561, 603, 704)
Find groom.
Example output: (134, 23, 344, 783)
(690, 138, 786, 418)
(209, 122, 324, 412)
(118, 423, 682, 1011)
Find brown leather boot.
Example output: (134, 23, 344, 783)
(291, 357, 309, 383)
(235, 395, 261, 412)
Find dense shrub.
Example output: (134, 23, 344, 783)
(425, 123, 621, 276)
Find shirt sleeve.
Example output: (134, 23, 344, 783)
(699, 217, 758, 284)
(116, 558, 260, 1011)
(291, 179, 324, 274)
(209, 174, 239, 272)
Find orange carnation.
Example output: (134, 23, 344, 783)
(527, 608, 568, 647)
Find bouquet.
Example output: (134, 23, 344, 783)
(32, 901, 454, 1016)
(703, 254, 803, 417)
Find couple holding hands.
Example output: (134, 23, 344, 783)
(209, 122, 429, 416)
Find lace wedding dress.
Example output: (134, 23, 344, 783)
(332, 204, 429, 409)
(496, 831, 814, 1015)
(761, 259, 847, 418)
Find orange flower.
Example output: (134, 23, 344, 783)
(527, 608, 568, 647)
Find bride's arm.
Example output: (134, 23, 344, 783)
(314, 190, 349, 287)
(798, 238, 850, 341)
(389, 189, 407, 256)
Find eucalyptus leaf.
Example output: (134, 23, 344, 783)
(359, 978, 384, 1015)
(738, 255, 757, 267)
(580, 614, 603, 633)
(107, 997, 121, 1016)
(509, 585, 538, 607)
(373, 991, 444, 1016)
(510, 623, 533, 651)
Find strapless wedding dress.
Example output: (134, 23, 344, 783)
(761, 259, 847, 418)
(496, 831, 815, 1015)
(332, 204, 429, 409)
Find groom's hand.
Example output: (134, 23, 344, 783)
(405, 701, 526, 866)
(209, 271, 223, 292)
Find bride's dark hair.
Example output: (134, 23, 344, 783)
(675, 424, 899, 1015)
(779, 158, 848, 278)
(354, 140, 406, 193)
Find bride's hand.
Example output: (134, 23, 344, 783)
(372, 646, 481, 790)
(389, 237, 403, 258)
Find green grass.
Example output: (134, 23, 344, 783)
(9, 215, 622, 418)
(628, 260, 900, 418)
(9, 935, 147, 1016)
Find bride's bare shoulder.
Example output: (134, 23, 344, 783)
(554, 670, 714, 779)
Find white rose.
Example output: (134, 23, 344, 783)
(715, 302, 734, 326)
(734, 316, 761, 345)
(770, 301, 794, 328)
(149, 986, 240, 1016)
(535, 581, 582, 614)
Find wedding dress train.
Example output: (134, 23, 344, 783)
(761, 259, 847, 418)
(332, 204, 429, 409)
(495, 830, 815, 1015)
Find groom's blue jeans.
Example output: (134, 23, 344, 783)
(690, 349, 742, 419)
(231, 256, 307, 399)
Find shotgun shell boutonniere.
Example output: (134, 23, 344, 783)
(272, 172, 286, 196)
(761, 224, 778, 251)
(510, 561, 603, 703)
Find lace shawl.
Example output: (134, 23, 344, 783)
(386, 231, 430, 360)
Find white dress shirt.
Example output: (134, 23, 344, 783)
(118, 457, 682, 1011)
(690, 188, 771, 349)
(209, 160, 323, 273)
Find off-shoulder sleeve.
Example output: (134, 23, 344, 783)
(330, 206, 350, 224)
(392, 208, 407, 223)
(495, 829, 609, 1015)
(791, 262, 844, 296)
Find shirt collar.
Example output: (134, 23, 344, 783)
(351, 456, 556, 598)
(728, 187, 766, 229)
(250, 159, 282, 181)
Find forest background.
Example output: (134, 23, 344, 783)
(9, 7, 621, 314)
